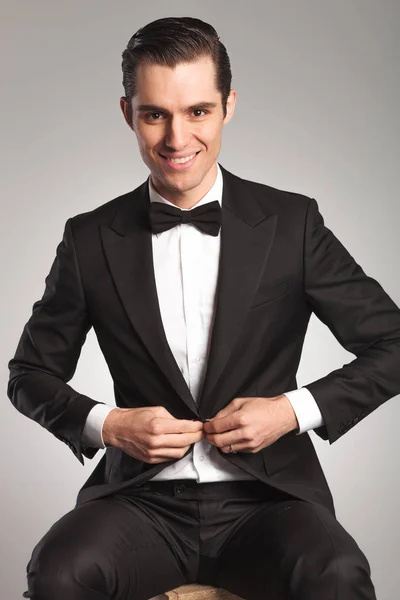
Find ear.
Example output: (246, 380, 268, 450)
(223, 89, 237, 125)
(120, 97, 134, 131)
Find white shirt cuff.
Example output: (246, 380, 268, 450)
(81, 404, 116, 448)
(283, 388, 324, 434)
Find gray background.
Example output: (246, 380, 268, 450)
(1, 1, 399, 598)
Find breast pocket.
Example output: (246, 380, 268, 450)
(250, 276, 293, 309)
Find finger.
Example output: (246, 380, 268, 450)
(210, 398, 244, 421)
(204, 412, 238, 433)
(221, 443, 251, 454)
(157, 418, 203, 433)
(147, 450, 190, 462)
(205, 429, 246, 448)
(153, 431, 204, 448)
(207, 406, 235, 422)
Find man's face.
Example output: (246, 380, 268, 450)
(120, 55, 236, 206)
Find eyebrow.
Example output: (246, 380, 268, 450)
(136, 101, 218, 113)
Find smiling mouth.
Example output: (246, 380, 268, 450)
(159, 151, 201, 164)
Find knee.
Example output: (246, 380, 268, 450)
(284, 544, 373, 594)
(296, 549, 373, 593)
(26, 546, 104, 600)
(335, 549, 373, 591)
(27, 568, 75, 600)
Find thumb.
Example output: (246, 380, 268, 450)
(210, 400, 241, 421)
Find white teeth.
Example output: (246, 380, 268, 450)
(169, 153, 196, 164)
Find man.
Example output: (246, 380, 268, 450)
(8, 16, 400, 600)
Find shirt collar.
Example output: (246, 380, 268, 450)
(148, 162, 223, 210)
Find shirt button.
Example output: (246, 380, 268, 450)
(199, 456, 204, 461)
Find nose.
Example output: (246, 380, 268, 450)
(163, 116, 191, 151)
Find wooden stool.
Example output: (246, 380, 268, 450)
(164, 583, 245, 600)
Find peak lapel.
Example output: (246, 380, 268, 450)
(197, 165, 278, 419)
(99, 179, 198, 416)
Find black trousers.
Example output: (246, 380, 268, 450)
(23, 479, 376, 600)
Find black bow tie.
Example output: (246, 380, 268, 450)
(149, 200, 222, 236)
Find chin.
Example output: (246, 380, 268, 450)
(164, 172, 202, 190)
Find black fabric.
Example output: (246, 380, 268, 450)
(23, 481, 376, 599)
(148, 199, 222, 236)
(9, 163, 400, 598)
(8, 164, 400, 512)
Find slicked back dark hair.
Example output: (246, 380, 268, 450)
(121, 17, 232, 124)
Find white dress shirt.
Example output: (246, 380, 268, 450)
(82, 163, 324, 482)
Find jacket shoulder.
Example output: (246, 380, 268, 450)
(68, 180, 147, 234)
(237, 171, 312, 214)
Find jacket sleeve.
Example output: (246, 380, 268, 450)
(302, 197, 400, 443)
(7, 217, 106, 464)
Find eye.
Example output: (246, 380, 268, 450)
(146, 112, 164, 121)
(192, 109, 207, 117)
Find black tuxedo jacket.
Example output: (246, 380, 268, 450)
(8, 164, 400, 515)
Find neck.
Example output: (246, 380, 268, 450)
(150, 162, 218, 209)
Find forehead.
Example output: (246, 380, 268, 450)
(132, 55, 220, 107)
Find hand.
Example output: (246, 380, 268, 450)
(203, 395, 299, 453)
(102, 406, 204, 463)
